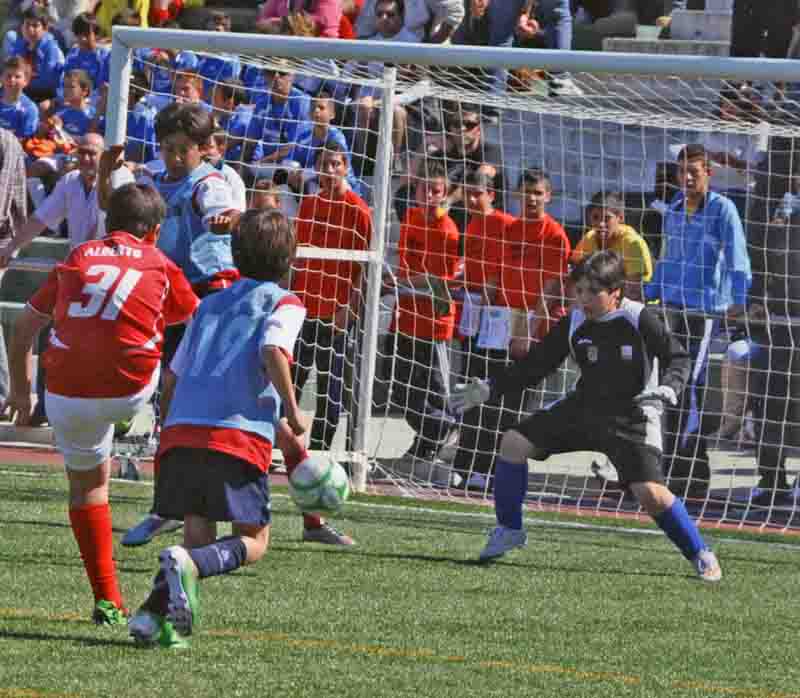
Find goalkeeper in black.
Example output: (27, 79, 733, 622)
(449, 250, 721, 581)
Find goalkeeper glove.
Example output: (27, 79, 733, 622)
(448, 378, 491, 414)
(634, 386, 678, 406)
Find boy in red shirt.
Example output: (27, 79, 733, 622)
(451, 170, 514, 490)
(291, 143, 371, 531)
(2, 182, 198, 625)
(388, 159, 463, 465)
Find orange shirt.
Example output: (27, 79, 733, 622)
(394, 207, 463, 341)
(498, 213, 571, 310)
(292, 188, 373, 319)
(463, 209, 514, 292)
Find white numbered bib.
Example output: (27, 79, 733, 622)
(477, 306, 513, 350)
(458, 292, 483, 338)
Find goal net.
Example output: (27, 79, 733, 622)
(100, 28, 800, 534)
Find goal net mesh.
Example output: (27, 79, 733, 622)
(105, 36, 800, 534)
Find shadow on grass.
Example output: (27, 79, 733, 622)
(0, 629, 131, 647)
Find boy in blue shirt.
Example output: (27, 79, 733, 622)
(55, 69, 94, 139)
(210, 79, 255, 164)
(63, 13, 110, 104)
(7, 5, 64, 107)
(0, 57, 38, 139)
(646, 144, 751, 498)
(128, 209, 311, 647)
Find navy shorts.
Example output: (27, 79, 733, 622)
(154, 447, 271, 527)
(514, 394, 665, 486)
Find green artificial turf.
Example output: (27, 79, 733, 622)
(0, 470, 799, 698)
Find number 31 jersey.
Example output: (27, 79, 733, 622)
(28, 231, 200, 398)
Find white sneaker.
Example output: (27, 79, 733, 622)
(479, 526, 527, 562)
(121, 514, 184, 547)
(302, 524, 355, 546)
(692, 549, 722, 583)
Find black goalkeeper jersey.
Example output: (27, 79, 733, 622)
(492, 299, 691, 415)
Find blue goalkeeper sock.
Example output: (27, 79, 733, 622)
(188, 536, 248, 579)
(655, 498, 706, 561)
(494, 458, 528, 530)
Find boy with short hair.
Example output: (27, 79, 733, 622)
(64, 13, 110, 100)
(572, 191, 653, 301)
(292, 141, 373, 453)
(7, 5, 64, 106)
(451, 250, 722, 582)
(129, 209, 312, 647)
(451, 169, 515, 490)
(388, 158, 463, 465)
(2, 180, 199, 625)
(0, 57, 39, 140)
(55, 69, 94, 138)
(210, 79, 255, 164)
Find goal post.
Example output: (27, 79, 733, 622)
(105, 26, 800, 533)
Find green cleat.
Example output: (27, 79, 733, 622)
(158, 619, 190, 649)
(92, 600, 128, 627)
(159, 546, 200, 637)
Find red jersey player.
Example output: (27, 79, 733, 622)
(2, 182, 199, 625)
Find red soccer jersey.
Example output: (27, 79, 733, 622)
(29, 231, 199, 398)
(463, 209, 514, 292)
(393, 207, 463, 341)
(498, 213, 571, 311)
(292, 189, 373, 320)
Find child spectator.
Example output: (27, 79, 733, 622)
(210, 79, 256, 164)
(55, 69, 94, 138)
(6, 5, 64, 106)
(451, 169, 515, 490)
(195, 12, 241, 98)
(498, 168, 570, 360)
(291, 142, 373, 451)
(572, 191, 653, 301)
(124, 71, 158, 163)
(0, 57, 39, 140)
(63, 13, 109, 103)
(24, 112, 75, 192)
(204, 130, 248, 212)
(388, 159, 463, 466)
(249, 177, 283, 210)
(245, 64, 311, 165)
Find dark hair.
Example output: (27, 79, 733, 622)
(376, 0, 405, 17)
(587, 191, 624, 215)
(518, 167, 551, 191)
(676, 143, 709, 165)
(22, 6, 50, 25)
(106, 184, 166, 237)
(111, 8, 141, 26)
(64, 69, 93, 95)
(129, 70, 149, 96)
(207, 10, 232, 29)
(313, 88, 334, 103)
(464, 169, 493, 192)
(213, 79, 247, 107)
(315, 139, 349, 165)
(3, 56, 31, 78)
(72, 12, 99, 36)
(155, 102, 215, 145)
(418, 157, 449, 183)
(569, 250, 625, 293)
(233, 209, 296, 281)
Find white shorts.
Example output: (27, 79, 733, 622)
(45, 369, 159, 471)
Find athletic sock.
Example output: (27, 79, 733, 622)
(187, 536, 248, 579)
(282, 445, 323, 530)
(655, 498, 706, 560)
(69, 503, 123, 609)
(493, 458, 528, 530)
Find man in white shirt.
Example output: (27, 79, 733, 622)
(356, 0, 464, 42)
(0, 133, 135, 261)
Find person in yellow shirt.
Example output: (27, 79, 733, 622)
(94, 0, 151, 36)
(572, 191, 653, 301)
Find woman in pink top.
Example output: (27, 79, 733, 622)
(257, 0, 343, 37)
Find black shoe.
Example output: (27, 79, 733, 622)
(28, 407, 48, 427)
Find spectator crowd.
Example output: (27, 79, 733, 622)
(0, 0, 798, 508)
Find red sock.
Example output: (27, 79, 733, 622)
(69, 503, 124, 609)
(283, 447, 322, 530)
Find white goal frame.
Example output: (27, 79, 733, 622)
(106, 27, 800, 495)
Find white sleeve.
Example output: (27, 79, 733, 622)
(222, 164, 247, 212)
(111, 165, 136, 189)
(261, 300, 307, 354)
(34, 175, 69, 230)
(168, 318, 194, 377)
(196, 175, 235, 223)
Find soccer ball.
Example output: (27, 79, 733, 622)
(288, 455, 350, 514)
